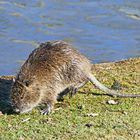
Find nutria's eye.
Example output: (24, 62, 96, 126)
(23, 80, 32, 87)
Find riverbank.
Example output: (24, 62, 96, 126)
(0, 57, 140, 139)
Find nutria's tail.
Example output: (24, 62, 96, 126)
(87, 73, 140, 98)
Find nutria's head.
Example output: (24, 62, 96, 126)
(10, 79, 40, 114)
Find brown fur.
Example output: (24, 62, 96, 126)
(11, 41, 90, 114)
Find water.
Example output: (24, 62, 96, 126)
(0, 0, 140, 75)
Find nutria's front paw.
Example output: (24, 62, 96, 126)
(41, 109, 50, 115)
(41, 104, 52, 115)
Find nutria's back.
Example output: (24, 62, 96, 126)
(17, 40, 91, 84)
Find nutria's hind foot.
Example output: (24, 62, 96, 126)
(69, 81, 88, 97)
(57, 81, 88, 101)
(57, 86, 77, 101)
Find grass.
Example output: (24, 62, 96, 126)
(0, 57, 140, 140)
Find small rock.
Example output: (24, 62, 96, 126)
(122, 111, 128, 115)
(21, 118, 30, 122)
(107, 100, 118, 105)
(85, 113, 99, 117)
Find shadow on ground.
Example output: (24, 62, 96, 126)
(0, 76, 14, 114)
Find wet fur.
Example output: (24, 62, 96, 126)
(11, 41, 89, 114)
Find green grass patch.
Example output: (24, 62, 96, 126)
(0, 58, 140, 140)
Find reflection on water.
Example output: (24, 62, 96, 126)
(0, 0, 140, 75)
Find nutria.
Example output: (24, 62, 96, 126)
(10, 40, 140, 115)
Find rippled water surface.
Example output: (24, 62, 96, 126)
(0, 0, 140, 75)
